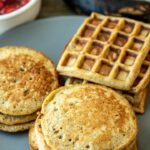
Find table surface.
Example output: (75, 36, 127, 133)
(38, 0, 75, 18)
(38, 0, 150, 22)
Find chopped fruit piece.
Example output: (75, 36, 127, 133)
(0, 4, 19, 14)
(0, 0, 29, 15)
(20, 0, 29, 6)
(2, 0, 17, 5)
(0, 1, 4, 9)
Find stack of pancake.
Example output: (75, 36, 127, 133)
(0, 46, 59, 132)
(29, 85, 138, 150)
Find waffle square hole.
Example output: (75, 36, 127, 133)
(105, 46, 121, 62)
(130, 38, 144, 51)
(97, 29, 111, 42)
(65, 54, 77, 67)
(89, 18, 103, 26)
(73, 39, 87, 51)
(114, 33, 128, 47)
(138, 26, 150, 38)
(121, 21, 135, 33)
(116, 68, 129, 81)
(133, 77, 142, 87)
(104, 19, 118, 29)
(88, 41, 104, 55)
(99, 62, 112, 76)
(122, 51, 137, 66)
(146, 51, 150, 61)
(81, 57, 95, 71)
(140, 64, 149, 74)
(81, 25, 95, 37)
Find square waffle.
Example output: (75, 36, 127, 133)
(65, 77, 147, 114)
(57, 12, 150, 92)
(131, 50, 150, 93)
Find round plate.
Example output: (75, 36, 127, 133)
(0, 16, 149, 150)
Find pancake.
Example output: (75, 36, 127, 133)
(35, 114, 137, 150)
(0, 46, 59, 116)
(41, 84, 138, 150)
(65, 77, 148, 114)
(35, 115, 50, 150)
(0, 121, 34, 132)
(29, 125, 39, 150)
(0, 111, 37, 125)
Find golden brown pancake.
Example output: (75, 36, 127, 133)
(65, 77, 147, 114)
(40, 84, 138, 150)
(0, 46, 59, 116)
(29, 125, 39, 150)
(0, 121, 34, 132)
(0, 112, 37, 125)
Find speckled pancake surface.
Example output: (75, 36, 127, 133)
(0, 46, 59, 116)
(41, 84, 137, 150)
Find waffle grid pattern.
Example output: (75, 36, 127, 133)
(57, 13, 150, 92)
(132, 50, 150, 92)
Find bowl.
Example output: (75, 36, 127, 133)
(0, 0, 41, 34)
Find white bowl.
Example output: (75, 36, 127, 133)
(0, 0, 41, 34)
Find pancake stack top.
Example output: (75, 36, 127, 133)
(0, 46, 59, 132)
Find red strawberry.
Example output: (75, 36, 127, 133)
(0, 3, 19, 14)
(2, 0, 18, 5)
(0, 0, 29, 15)
(0, 1, 4, 9)
(20, 0, 29, 6)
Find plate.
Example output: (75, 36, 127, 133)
(0, 16, 149, 150)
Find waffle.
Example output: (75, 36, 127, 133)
(57, 12, 150, 92)
(121, 88, 147, 114)
(65, 77, 147, 113)
(131, 49, 150, 93)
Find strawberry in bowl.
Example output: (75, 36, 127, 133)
(0, 0, 30, 15)
(0, 0, 41, 34)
